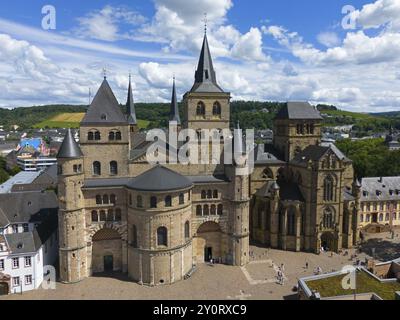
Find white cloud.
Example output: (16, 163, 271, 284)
(317, 31, 341, 48)
(74, 5, 146, 41)
(231, 27, 267, 61)
(353, 0, 400, 31)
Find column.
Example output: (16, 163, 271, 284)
(295, 206, 302, 252)
(281, 207, 287, 250)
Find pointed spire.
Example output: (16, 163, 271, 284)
(57, 129, 83, 159)
(127, 74, 137, 125)
(169, 77, 181, 125)
(191, 33, 223, 93)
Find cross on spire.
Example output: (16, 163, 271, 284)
(102, 67, 107, 80)
(203, 13, 208, 35)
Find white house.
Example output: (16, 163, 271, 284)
(0, 191, 58, 295)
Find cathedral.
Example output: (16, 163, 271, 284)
(57, 32, 361, 286)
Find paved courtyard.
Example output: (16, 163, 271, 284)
(1, 245, 369, 300)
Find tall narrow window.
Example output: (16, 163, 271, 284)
(93, 161, 101, 175)
(150, 196, 157, 208)
(115, 131, 122, 140)
(132, 225, 138, 248)
(109, 132, 115, 141)
(196, 205, 202, 216)
(88, 132, 94, 141)
(110, 161, 118, 175)
(157, 227, 168, 246)
(196, 101, 205, 117)
(211, 204, 216, 215)
(94, 131, 101, 141)
(213, 102, 221, 117)
(165, 195, 172, 207)
(137, 195, 143, 208)
(100, 210, 106, 221)
(201, 190, 207, 199)
(217, 204, 223, 216)
(203, 205, 210, 216)
(96, 195, 102, 204)
(91, 211, 98, 222)
(107, 209, 114, 221)
(179, 193, 184, 205)
(115, 208, 122, 221)
(103, 194, 109, 204)
(287, 207, 296, 236)
(324, 175, 334, 202)
(323, 208, 334, 229)
(110, 194, 116, 204)
(207, 190, 212, 199)
(184, 221, 190, 240)
(213, 190, 218, 199)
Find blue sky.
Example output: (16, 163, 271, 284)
(0, 0, 399, 112)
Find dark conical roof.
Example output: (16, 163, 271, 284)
(81, 79, 128, 125)
(169, 78, 181, 125)
(126, 76, 137, 125)
(190, 34, 224, 93)
(127, 165, 192, 192)
(57, 129, 83, 159)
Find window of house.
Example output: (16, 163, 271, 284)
(108, 131, 115, 141)
(96, 195, 102, 204)
(115, 131, 122, 140)
(179, 193, 184, 205)
(25, 275, 32, 285)
(101, 114, 107, 120)
(12, 277, 20, 287)
(12, 224, 18, 234)
(103, 194, 109, 204)
(23, 224, 29, 232)
(157, 227, 168, 246)
(88, 132, 94, 141)
(110, 194, 116, 204)
(24, 256, 31, 267)
(213, 190, 218, 199)
(94, 131, 101, 141)
(12, 257, 19, 269)
(0, 259, 4, 271)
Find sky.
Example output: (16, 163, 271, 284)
(0, 0, 400, 112)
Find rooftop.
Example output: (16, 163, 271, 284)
(275, 102, 323, 120)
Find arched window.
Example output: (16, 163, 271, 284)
(107, 209, 114, 221)
(94, 131, 101, 141)
(179, 193, 184, 205)
(366, 214, 371, 222)
(110, 194, 116, 204)
(203, 205, 209, 216)
(91, 210, 98, 222)
(360, 214, 364, 223)
(157, 227, 168, 246)
(88, 132, 94, 141)
(324, 175, 335, 202)
(101, 114, 107, 120)
(213, 190, 218, 199)
(323, 207, 334, 229)
(100, 210, 106, 222)
(108, 131, 115, 141)
(201, 190, 207, 199)
(211, 204, 216, 215)
(196, 101, 205, 117)
(103, 194, 109, 204)
(150, 196, 157, 208)
(93, 161, 101, 175)
(110, 161, 118, 175)
(115, 131, 122, 140)
(217, 204, 223, 216)
(196, 205, 202, 216)
(137, 195, 143, 208)
(96, 195, 102, 205)
(165, 195, 172, 207)
(379, 213, 384, 222)
(184, 221, 190, 240)
(207, 190, 212, 199)
(115, 208, 122, 221)
(262, 168, 273, 179)
(212, 101, 221, 116)
(132, 225, 138, 248)
(287, 207, 296, 235)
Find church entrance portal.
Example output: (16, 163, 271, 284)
(92, 228, 122, 274)
(321, 232, 335, 252)
(194, 222, 222, 263)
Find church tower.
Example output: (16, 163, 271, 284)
(127, 75, 139, 150)
(57, 129, 87, 283)
(80, 77, 130, 178)
(169, 77, 181, 130)
(183, 33, 230, 132)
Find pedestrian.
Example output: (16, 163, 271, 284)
(305, 262, 309, 269)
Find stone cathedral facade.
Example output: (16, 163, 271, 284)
(57, 33, 361, 286)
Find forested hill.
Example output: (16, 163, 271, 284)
(1, 102, 399, 132)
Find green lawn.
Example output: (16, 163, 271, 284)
(321, 109, 380, 120)
(306, 270, 400, 300)
(34, 113, 150, 129)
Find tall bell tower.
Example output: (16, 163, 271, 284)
(183, 33, 230, 132)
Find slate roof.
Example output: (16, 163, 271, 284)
(190, 34, 224, 93)
(83, 177, 132, 189)
(0, 191, 58, 227)
(5, 231, 41, 255)
(127, 165, 193, 192)
(360, 177, 400, 201)
(57, 129, 83, 159)
(291, 144, 349, 165)
(0, 171, 42, 194)
(275, 102, 323, 120)
(81, 79, 128, 125)
(126, 76, 137, 125)
(186, 175, 230, 184)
